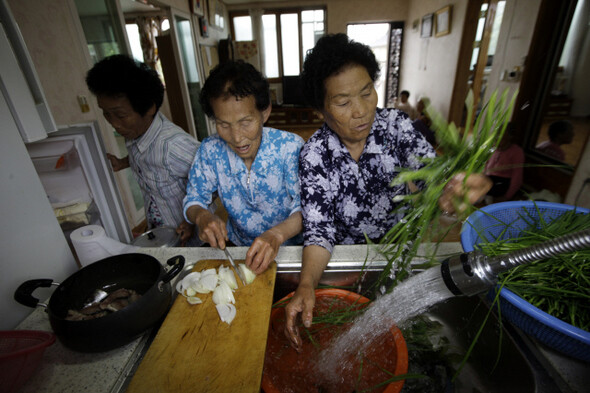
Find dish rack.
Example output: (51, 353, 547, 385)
(460, 201, 590, 363)
(0, 330, 56, 393)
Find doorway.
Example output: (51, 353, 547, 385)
(529, 0, 589, 169)
(511, 0, 586, 200)
(73, 0, 210, 230)
(449, 0, 506, 128)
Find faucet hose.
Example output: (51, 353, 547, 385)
(441, 228, 590, 296)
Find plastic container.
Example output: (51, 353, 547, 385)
(461, 201, 590, 362)
(262, 289, 408, 393)
(0, 330, 56, 393)
(27, 140, 77, 173)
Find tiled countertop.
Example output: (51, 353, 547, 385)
(15, 310, 152, 393)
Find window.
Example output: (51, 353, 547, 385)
(126, 24, 144, 62)
(233, 16, 253, 40)
(230, 8, 325, 79)
(347, 23, 391, 108)
(347, 22, 404, 108)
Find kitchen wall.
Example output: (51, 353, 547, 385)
(6, 1, 97, 127)
(483, 0, 541, 104)
(4, 0, 541, 143)
(398, 0, 466, 119)
(224, 0, 526, 121)
(4, 0, 590, 218)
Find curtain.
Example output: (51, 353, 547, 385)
(385, 24, 404, 108)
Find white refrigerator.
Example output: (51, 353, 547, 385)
(0, 2, 132, 329)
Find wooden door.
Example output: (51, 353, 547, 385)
(448, 0, 500, 128)
(157, 34, 191, 134)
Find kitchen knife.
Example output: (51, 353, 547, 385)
(223, 247, 246, 285)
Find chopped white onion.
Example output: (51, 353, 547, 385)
(187, 296, 202, 305)
(212, 281, 235, 305)
(215, 303, 236, 325)
(218, 265, 238, 290)
(178, 265, 246, 324)
(238, 264, 257, 285)
(186, 287, 196, 297)
(195, 272, 218, 294)
(201, 268, 217, 277)
(176, 271, 201, 295)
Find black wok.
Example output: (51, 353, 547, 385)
(14, 253, 184, 352)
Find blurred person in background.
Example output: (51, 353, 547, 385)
(485, 123, 524, 202)
(412, 96, 436, 146)
(535, 120, 574, 162)
(393, 89, 417, 120)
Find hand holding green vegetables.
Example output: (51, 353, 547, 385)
(438, 172, 492, 215)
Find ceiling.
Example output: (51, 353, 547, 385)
(223, 0, 290, 4)
(120, 0, 160, 13)
(118, 0, 287, 14)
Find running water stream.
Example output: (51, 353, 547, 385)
(316, 266, 457, 382)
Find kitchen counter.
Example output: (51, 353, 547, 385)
(15, 308, 154, 393)
(15, 244, 407, 393)
(15, 243, 590, 393)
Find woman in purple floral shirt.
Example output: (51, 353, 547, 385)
(284, 34, 492, 351)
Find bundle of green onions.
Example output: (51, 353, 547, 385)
(478, 208, 590, 331)
(373, 89, 518, 293)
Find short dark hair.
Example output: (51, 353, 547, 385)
(301, 33, 380, 110)
(199, 60, 270, 118)
(400, 90, 410, 97)
(86, 54, 164, 116)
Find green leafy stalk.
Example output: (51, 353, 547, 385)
(373, 89, 518, 293)
(475, 207, 590, 330)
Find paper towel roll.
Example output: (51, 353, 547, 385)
(70, 225, 138, 266)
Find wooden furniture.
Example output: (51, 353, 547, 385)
(157, 34, 191, 135)
(544, 95, 573, 119)
(266, 106, 323, 140)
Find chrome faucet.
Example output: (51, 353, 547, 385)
(440, 229, 590, 296)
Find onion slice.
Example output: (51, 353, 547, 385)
(216, 303, 237, 325)
(195, 271, 218, 294)
(238, 264, 257, 284)
(187, 296, 203, 305)
(212, 281, 235, 305)
(176, 271, 201, 295)
(218, 265, 239, 290)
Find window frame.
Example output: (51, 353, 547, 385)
(229, 6, 326, 83)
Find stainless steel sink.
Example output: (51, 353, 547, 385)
(424, 295, 536, 392)
(272, 256, 562, 393)
(150, 244, 583, 392)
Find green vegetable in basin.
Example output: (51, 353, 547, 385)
(478, 208, 590, 331)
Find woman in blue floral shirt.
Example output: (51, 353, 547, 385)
(183, 61, 304, 274)
(284, 34, 492, 351)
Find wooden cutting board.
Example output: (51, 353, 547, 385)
(126, 259, 277, 393)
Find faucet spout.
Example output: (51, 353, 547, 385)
(441, 228, 590, 297)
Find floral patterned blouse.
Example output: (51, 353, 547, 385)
(299, 107, 436, 253)
(184, 127, 304, 246)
